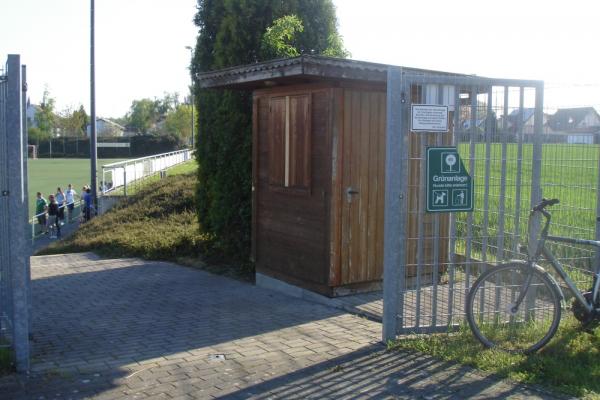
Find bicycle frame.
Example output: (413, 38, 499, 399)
(528, 209, 600, 314)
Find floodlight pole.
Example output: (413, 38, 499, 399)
(185, 46, 195, 149)
(90, 0, 98, 210)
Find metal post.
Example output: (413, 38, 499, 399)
(185, 46, 195, 149)
(383, 67, 406, 342)
(5, 55, 30, 372)
(90, 0, 98, 214)
(595, 141, 600, 270)
(529, 84, 544, 249)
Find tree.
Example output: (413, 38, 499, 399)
(35, 88, 57, 137)
(127, 98, 158, 134)
(192, 0, 348, 260)
(261, 15, 304, 58)
(125, 93, 181, 135)
(57, 105, 89, 137)
(165, 104, 195, 142)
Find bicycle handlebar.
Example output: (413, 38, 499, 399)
(532, 198, 560, 212)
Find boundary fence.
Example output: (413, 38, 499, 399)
(383, 69, 600, 341)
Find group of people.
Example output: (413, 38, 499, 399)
(35, 184, 94, 238)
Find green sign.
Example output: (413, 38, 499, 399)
(426, 147, 473, 212)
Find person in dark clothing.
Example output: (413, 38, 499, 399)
(83, 187, 92, 222)
(47, 194, 61, 239)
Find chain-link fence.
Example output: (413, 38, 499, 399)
(0, 54, 31, 372)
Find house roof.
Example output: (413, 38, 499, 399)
(507, 108, 536, 125)
(96, 117, 126, 131)
(195, 55, 472, 90)
(548, 107, 600, 132)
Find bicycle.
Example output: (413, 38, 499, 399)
(466, 198, 600, 353)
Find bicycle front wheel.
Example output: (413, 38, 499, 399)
(466, 263, 561, 353)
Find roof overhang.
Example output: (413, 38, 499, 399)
(195, 55, 469, 90)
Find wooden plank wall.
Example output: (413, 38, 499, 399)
(254, 87, 332, 288)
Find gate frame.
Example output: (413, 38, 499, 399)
(0, 54, 31, 371)
(382, 67, 545, 341)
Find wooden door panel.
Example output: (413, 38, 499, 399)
(341, 90, 386, 285)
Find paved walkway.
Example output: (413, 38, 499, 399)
(0, 253, 564, 399)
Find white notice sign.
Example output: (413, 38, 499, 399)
(411, 104, 449, 133)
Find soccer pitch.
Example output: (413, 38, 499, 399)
(28, 158, 125, 217)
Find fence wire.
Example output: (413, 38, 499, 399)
(391, 75, 600, 335)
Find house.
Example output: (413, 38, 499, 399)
(548, 107, 600, 144)
(87, 117, 126, 137)
(26, 101, 39, 128)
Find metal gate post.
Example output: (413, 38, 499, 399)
(5, 55, 30, 372)
(528, 84, 545, 249)
(383, 67, 407, 342)
(595, 143, 600, 269)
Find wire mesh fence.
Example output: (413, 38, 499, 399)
(385, 71, 600, 336)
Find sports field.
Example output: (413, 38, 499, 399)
(28, 158, 125, 217)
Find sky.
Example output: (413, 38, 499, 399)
(1, 0, 599, 118)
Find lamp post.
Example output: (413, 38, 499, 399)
(185, 46, 194, 149)
(90, 0, 98, 211)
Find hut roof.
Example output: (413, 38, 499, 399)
(195, 55, 470, 90)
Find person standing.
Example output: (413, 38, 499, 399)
(35, 192, 48, 235)
(65, 184, 77, 222)
(47, 194, 61, 239)
(83, 186, 92, 222)
(55, 187, 66, 225)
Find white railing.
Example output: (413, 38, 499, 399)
(30, 200, 84, 243)
(101, 148, 192, 195)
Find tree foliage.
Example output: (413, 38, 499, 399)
(57, 105, 89, 137)
(261, 15, 304, 58)
(125, 93, 182, 135)
(165, 104, 195, 142)
(192, 0, 348, 260)
(35, 88, 57, 137)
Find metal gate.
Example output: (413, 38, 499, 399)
(0, 54, 31, 371)
(383, 68, 548, 338)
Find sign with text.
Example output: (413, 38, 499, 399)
(426, 147, 473, 212)
(411, 104, 449, 132)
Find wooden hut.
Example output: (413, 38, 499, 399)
(197, 56, 464, 297)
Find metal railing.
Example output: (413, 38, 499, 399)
(101, 148, 192, 196)
(30, 200, 85, 243)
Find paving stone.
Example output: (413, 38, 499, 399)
(0, 253, 568, 399)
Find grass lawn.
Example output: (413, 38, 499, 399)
(391, 317, 600, 398)
(28, 158, 126, 217)
(37, 162, 253, 282)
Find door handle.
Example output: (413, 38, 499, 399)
(346, 187, 359, 202)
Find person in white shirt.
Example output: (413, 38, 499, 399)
(65, 183, 77, 222)
(55, 187, 66, 225)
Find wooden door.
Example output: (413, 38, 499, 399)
(340, 90, 386, 285)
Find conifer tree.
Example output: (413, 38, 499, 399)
(192, 0, 347, 260)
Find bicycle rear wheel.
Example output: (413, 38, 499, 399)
(466, 263, 561, 353)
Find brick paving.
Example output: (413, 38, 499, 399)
(0, 253, 565, 399)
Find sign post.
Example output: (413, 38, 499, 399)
(426, 146, 473, 212)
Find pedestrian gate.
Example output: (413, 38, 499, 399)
(382, 68, 548, 338)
